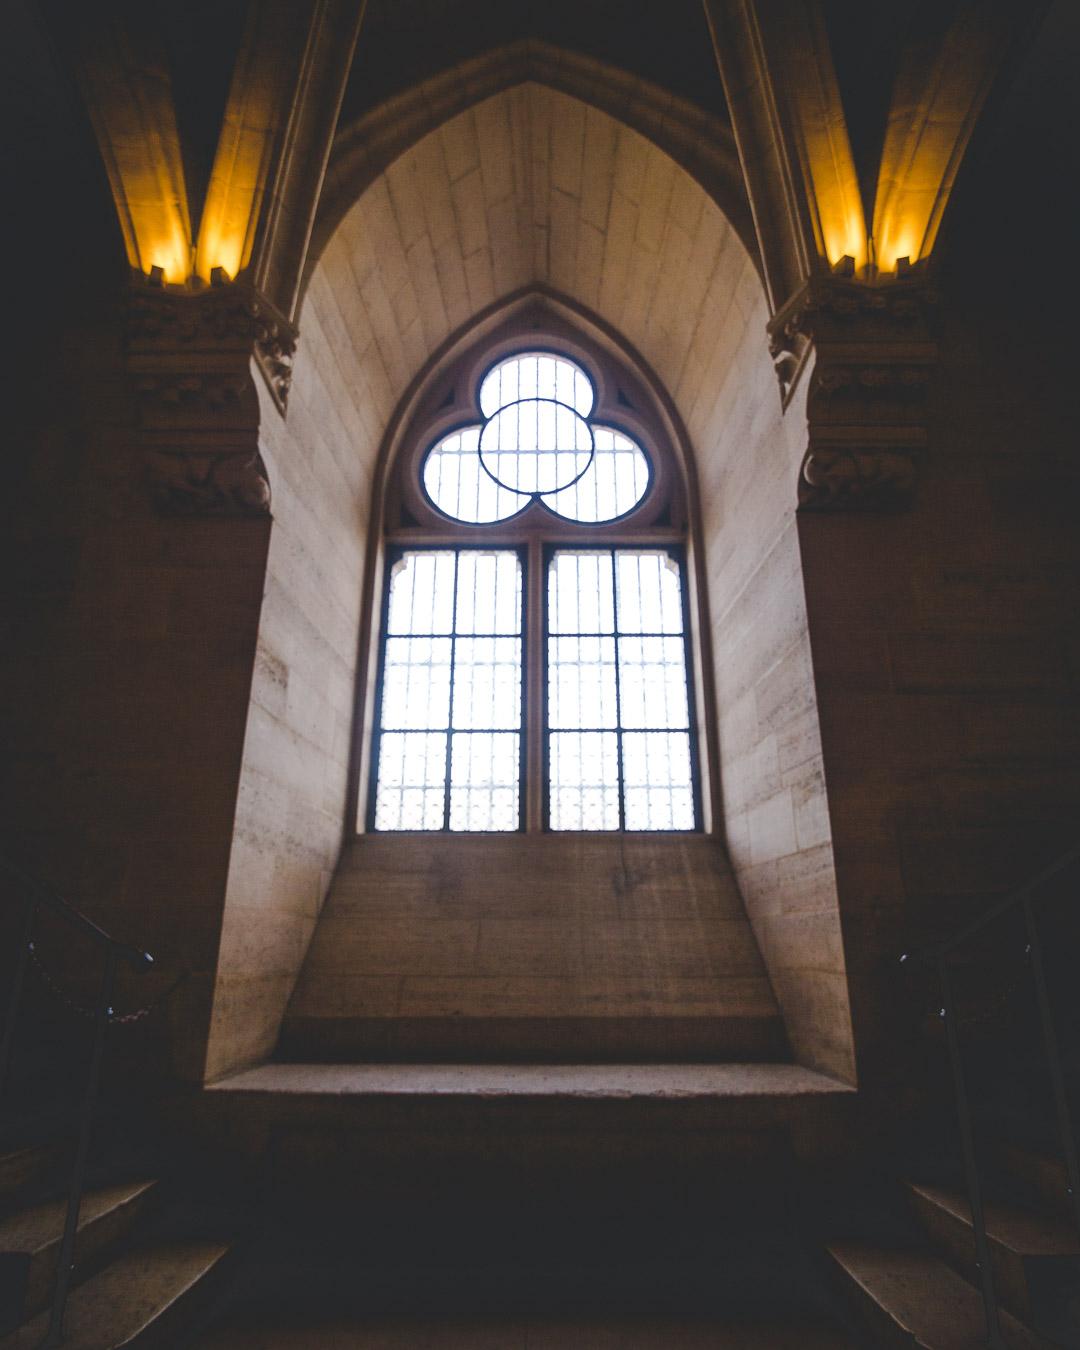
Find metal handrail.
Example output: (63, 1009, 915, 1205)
(0, 857, 153, 971)
(900, 842, 1080, 965)
(900, 843, 1080, 1350)
(0, 857, 154, 1349)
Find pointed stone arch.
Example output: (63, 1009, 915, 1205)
(206, 74, 856, 1085)
(307, 40, 757, 293)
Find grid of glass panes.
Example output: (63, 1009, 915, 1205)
(547, 549, 696, 831)
(372, 550, 523, 831)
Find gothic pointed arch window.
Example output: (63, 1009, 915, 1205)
(362, 326, 706, 835)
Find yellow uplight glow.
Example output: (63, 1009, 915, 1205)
(809, 153, 869, 274)
(194, 128, 267, 285)
(823, 220, 869, 275)
(874, 223, 921, 275)
(147, 239, 191, 285)
(128, 206, 191, 284)
(195, 210, 246, 287)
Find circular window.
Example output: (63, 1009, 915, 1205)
(423, 351, 651, 524)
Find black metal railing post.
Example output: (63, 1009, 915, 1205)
(0, 894, 40, 1114)
(938, 956, 1006, 1350)
(38, 946, 118, 1350)
(1, 859, 158, 1347)
(1023, 892, 1080, 1241)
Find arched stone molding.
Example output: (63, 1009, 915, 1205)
(309, 40, 757, 294)
(345, 284, 724, 841)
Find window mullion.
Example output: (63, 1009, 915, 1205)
(610, 548, 626, 831)
(442, 551, 460, 830)
(525, 535, 544, 832)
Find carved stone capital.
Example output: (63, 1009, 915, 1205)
(133, 372, 252, 408)
(770, 272, 938, 513)
(148, 449, 273, 516)
(798, 445, 917, 512)
(126, 279, 297, 516)
(813, 362, 932, 401)
(770, 273, 939, 348)
(127, 278, 298, 414)
(768, 272, 939, 403)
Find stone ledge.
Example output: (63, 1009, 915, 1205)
(207, 1060, 851, 1100)
(197, 1063, 857, 1167)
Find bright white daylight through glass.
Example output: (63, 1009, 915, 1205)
(372, 550, 523, 832)
(423, 352, 650, 524)
(370, 547, 697, 833)
(548, 549, 695, 831)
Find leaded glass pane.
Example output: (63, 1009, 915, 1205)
(455, 551, 522, 635)
(423, 427, 524, 523)
(622, 732, 695, 830)
(480, 352, 594, 418)
(541, 427, 650, 523)
(449, 733, 520, 831)
(451, 638, 522, 730)
(379, 637, 452, 730)
(480, 400, 592, 495)
(372, 732, 446, 831)
(617, 636, 690, 730)
(615, 550, 685, 634)
(548, 636, 617, 729)
(549, 732, 620, 831)
(386, 552, 456, 634)
(548, 551, 615, 635)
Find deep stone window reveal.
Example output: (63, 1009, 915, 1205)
(368, 349, 700, 833)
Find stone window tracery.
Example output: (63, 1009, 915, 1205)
(363, 341, 702, 835)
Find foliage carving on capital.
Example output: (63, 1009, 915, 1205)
(768, 273, 937, 515)
(770, 274, 939, 343)
(813, 363, 932, 400)
(798, 445, 917, 512)
(127, 279, 298, 414)
(126, 279, 295, 517)
(147, 448, 272, 516)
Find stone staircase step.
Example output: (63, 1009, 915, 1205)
(907, 1180, 1080, 1324)
(198, 1314, 858, 1347)
(0, 1179, 158, 1325)
(0, 1236, 232, 1349)
(207, 1059, 851, 1103)
(202, 1062, 854, 1165)
(0, 1145, 64, 1209)
(998, 1143, 1077, 1220)
(828, 1242, 1050, 1349)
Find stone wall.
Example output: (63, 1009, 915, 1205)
(799, 276, 1080, 1089)
(1, 297, 270, 1084)
(203, 277, 379, 1079)
(683, 253, 855, 1083)
(281, 834, 785, 1062)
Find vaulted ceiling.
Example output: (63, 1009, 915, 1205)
(303, 82, 768, 482)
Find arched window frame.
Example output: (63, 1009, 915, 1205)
(350, 301, 720, 837)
